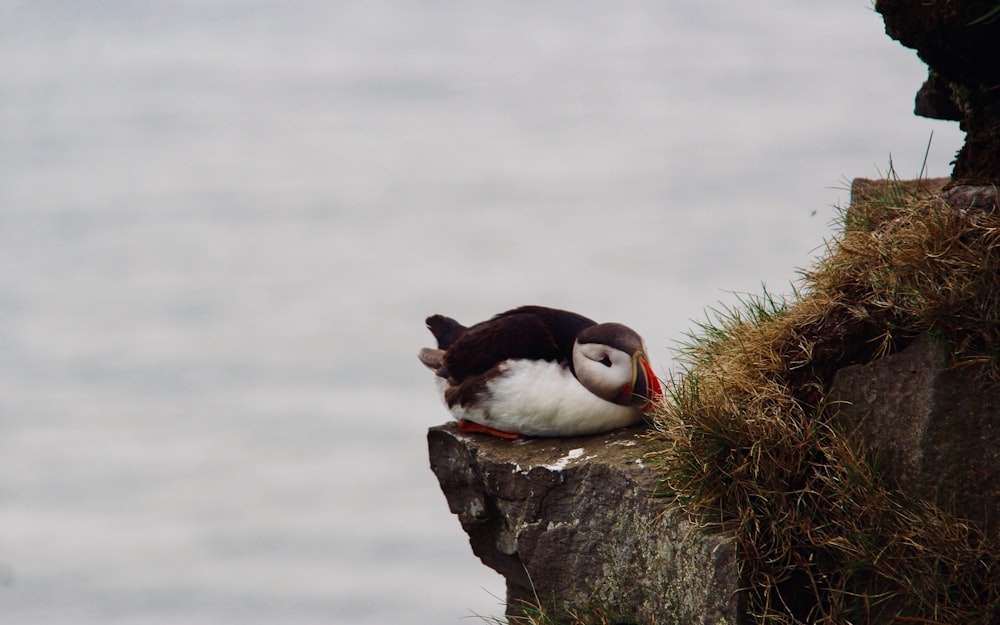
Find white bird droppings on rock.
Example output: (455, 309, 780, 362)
(542, 447, 585, 472)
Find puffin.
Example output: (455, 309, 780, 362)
(418, 305, 662, 438)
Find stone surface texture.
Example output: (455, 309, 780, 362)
(830, 335, 1000, 532)
(428, 423, 744, 625)
(941, 183, 1000, 211)
(850, 177, 999, 213)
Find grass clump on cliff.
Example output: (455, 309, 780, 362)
(649, 175, 1000, 624)
(478, 596, 615, 625)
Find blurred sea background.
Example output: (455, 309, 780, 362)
(0, 2, 964, 624)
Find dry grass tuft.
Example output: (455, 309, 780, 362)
(478, 598, 613, 625)
(648, 175, 1000, 624)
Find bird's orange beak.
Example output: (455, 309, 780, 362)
(629, 351, 662, 413)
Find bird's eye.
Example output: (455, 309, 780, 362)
(598, 355, 612, 367)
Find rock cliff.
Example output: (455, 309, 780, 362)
(426, 180, 1000, 624)
(428, 329, 1000, 623)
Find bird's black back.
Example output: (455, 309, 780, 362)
(429, 306, 596, 382)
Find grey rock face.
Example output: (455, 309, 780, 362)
(428, 424, 743, 624)
(830, 335, 1000, 532)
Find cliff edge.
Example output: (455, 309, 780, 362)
(428, 424, 743, 624)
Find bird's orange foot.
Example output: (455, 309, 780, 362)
(457, 420, 524, 440)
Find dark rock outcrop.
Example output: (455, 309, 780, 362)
(428, 424, 743, 624)
(876, 0, 1000, 183)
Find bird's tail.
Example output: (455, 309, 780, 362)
(425, 314, 465, 349)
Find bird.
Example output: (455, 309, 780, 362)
(418, 305, 662, 438)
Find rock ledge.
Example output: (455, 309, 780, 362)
(428, 423, 743, 624)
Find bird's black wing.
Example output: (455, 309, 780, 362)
(442, 307, 595, 382)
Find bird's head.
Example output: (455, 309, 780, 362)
(572, 322, 662, 412)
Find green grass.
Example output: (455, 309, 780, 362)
(969, 2, 1000, 25)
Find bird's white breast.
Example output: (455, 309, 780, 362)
(447, 359, 643, 436)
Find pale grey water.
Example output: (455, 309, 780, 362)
(0, 2, 963, 624)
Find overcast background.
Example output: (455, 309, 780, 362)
(0, 2, 964, 624)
